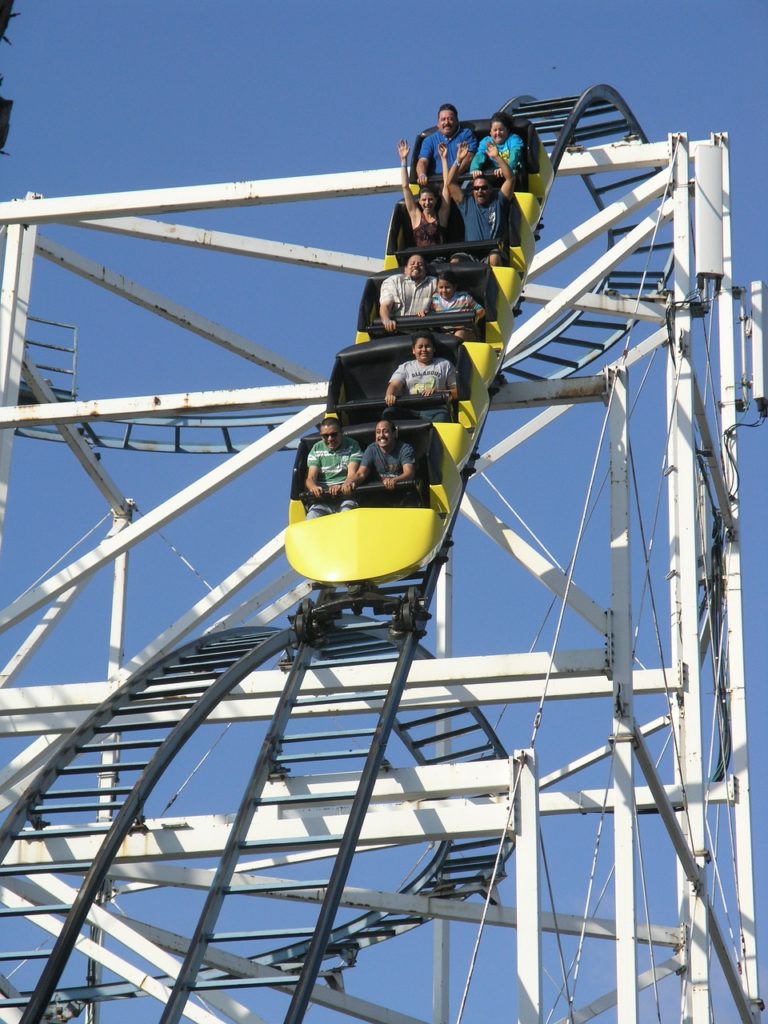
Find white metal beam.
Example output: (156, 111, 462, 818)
(74, 215, 384, 276)
(503, 198, 674, 367)
(0, 168, 402, 224)
(555, 141, 671, 175)
(114, 531, 289, 683)
(105, 864, 682, 949)
(527, 167, 671, 280)
(460, 492, 608, 633)
(552, 956, 685, 1024)
(515, 750, 541, 1024)
(0, 878, 230, 1024)
(0, 222, 36, 558)
(608, 367, 638, 1024)
(0, 404, 323, 634)
(204, 567, 302, 633)
(0, 584, 83, 687)
(21, 355, 131, 514)
(714, 133, 761, 1019)
(0, 663, 677, 740)
(4, 874, 265, 1024)
(122, 914, 433, 1024)
(521, 283, 664, 323)
(0, 382, 329, 429)
(3, 798, 512, 868)
(36, 237, 319, 383)
(493, 375, 606, 410)
(670, 134, 710, 1024)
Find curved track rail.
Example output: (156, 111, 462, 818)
(502, 85, 671, 379)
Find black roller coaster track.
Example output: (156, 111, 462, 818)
(1, 85, 664, 1022)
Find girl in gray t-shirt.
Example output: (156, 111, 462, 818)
(385, 332, 457, 423)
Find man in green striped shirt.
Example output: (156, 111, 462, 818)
(305, 418, 362, 520)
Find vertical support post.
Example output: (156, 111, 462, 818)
(107, 510, 132, 680)
(713, 134, 762, 1020)
(670, 134, 711, 1023)
(608, 365, 638, 1024)
(0, 221, 36, 557)
(515, 749, 541, 1024)
(433, 550, 452, 1024)
(665, 135, 690, 989)
(87, 509, 133, 1024)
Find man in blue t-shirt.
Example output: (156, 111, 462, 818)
(356, 421, 416, 492)
(444, 139, 517, 267)
(416, 103, 477, 184)
(304, 418, 362, 519)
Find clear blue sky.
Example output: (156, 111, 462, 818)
(1, 2, 767, 1021)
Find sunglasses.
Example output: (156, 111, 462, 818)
(321, 431, 340, 438)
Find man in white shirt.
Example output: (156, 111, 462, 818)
(378, 254, 437, 333)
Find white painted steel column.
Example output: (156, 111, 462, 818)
(664, 140, 690, 999)
(608, 366, 638, 1024)
(87, 510, 133, 1024)
(0, 221, 36, 556)
(713, 134, 761, 1020)
(433, 551, 453, 1024)
(670, 135, 710, 1023)
(107, 509, 132, 680)
(515, 749, 541, 1024)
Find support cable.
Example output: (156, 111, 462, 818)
(706, 811, 743, 968)
(159, 723, 232, 816)
(633, 802, 664, 1023)
(134, 505, 214, 592)
(626, 356, 697, 846)
(19, 510, 111, 597)
(545, 764, 613, 1023)
(478, 472, 566, 571)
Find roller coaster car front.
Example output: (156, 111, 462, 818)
(286, 420, 463, 585)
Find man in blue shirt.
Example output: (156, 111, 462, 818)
(416, 103, 477, 184)
(356, 421, 416, 498)
(444, 139, 517, 266)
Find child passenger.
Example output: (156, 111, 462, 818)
(385, 331, 457, 424)
(429, 271, 485, 340)
(470, 112, 524, 181)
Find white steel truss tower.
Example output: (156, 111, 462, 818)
(0, 111, 763, 1024)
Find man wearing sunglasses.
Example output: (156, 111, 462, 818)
(304, 418, 362, 520)
(442, 138, 516, 267)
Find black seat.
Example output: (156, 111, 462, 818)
(408, 115, 542, 194)
(327, 333, 471, 428)
(384, 198, 465, 257)
(357, 265, 497, 341)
